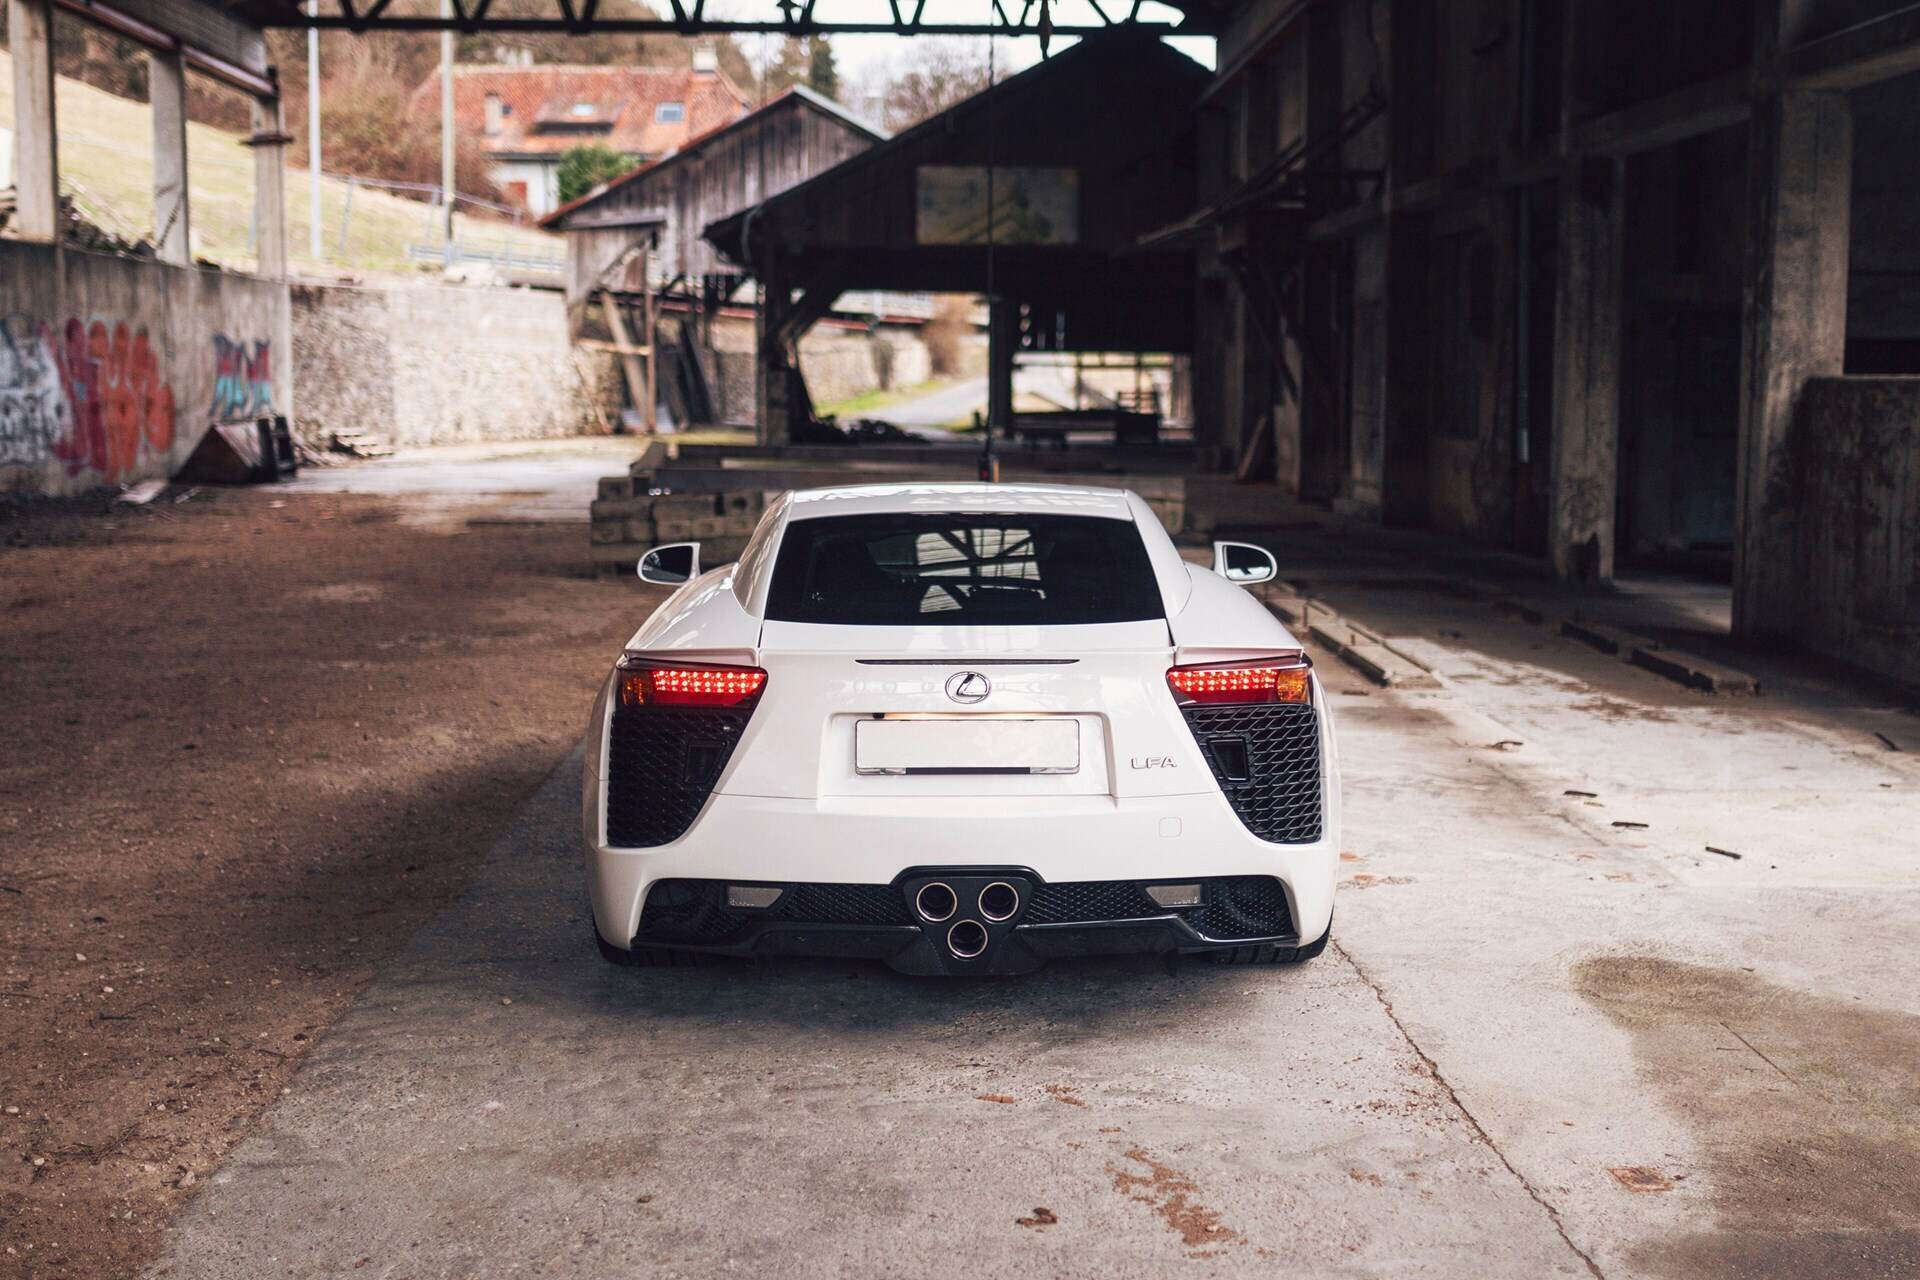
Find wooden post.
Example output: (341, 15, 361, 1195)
(642, 259, 658, 434)
(600, 291, 650, 432)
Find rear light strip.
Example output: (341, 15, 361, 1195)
(617, 655, 767, 709)
(1167, 656, 1312, 706)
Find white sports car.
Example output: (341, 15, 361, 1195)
(581, 482, 1339, 975)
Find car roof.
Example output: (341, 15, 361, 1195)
(781, 482, 1139, 521)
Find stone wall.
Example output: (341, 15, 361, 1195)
(1790, 377, 1920, 687)
(0, 241, 289, 498)
(292, 282, 619, 448)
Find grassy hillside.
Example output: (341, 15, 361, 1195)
(0, 48, 560, 277)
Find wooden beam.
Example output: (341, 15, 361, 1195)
(1565, 70, 1751, 157)
(600, 291, 650, 430)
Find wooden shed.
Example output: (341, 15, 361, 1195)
(542, 85, 888, 307)
(704, 29, 1209, 444)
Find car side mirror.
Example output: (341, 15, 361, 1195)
(638, 542, 701, 586)
(1212, 540, 1277, 586)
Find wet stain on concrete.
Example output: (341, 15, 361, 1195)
(1574, 955, 1920, 1280)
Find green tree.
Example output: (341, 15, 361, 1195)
(557, 144, 636, 205)
(807, 37, 839, 101)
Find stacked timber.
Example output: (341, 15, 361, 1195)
(590, 478, 764, 575)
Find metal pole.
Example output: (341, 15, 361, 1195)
(307, 0, 322, 260)
(440, 0, 455, 243)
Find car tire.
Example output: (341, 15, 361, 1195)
(1209, 920, 1331, 966)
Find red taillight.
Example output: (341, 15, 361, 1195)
(617, 657, 767, 709)
(1167, 658, 1311, 706)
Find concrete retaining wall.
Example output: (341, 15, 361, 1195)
(678, 311, 939, 427)
(292, 282, 619, 448)
(0, 241, 289, 498)
(1791, 377, 1920, 687)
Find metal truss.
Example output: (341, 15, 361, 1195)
(280, 0, 1192, 36)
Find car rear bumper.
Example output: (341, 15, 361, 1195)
(585, 790, 1338, 973)
(620, 872, 1311, 975)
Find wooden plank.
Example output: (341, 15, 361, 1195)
(600, 291, 650, 430)
(575, 338, 654, 357)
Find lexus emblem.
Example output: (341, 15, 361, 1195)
(945, 671, 992, 705)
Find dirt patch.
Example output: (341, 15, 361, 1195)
(0, 489, 657, 1280)
(1574, 955, 1920, 1280)
(1109, 1146, 1243, 1256)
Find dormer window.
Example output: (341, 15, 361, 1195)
(655, 101, 684, 123)
(570, 102, 596, 117)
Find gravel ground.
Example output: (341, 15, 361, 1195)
(0, 486, 658, 1279)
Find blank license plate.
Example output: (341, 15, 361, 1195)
(855, 718, 1080, 775)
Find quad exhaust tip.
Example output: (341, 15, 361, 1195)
(915, 882, 958, 923)
(947, 919, 989, 959)
(978, 881, 1019, 922)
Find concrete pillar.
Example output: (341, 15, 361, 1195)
(7, 0, 59, 243)
(1732, 91, 1851, 640)
(754, 257, 789, 446)
(1547, 156, 1625, 584)
(251, 95, 289, 281)
(150, 50, 192, 266)
(1379, 215, 1433, 528)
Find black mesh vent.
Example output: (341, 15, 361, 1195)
(1187, 876, 1292, 940)
(1026, 876, 1292, 939)
(1178, 702, 1322, 843)
(1025, 880, 1161, 924)
(635, 880, 754, 944)
(774, 883, 913, 927)
(635, 880, 914, 946)
(605, 706, 753, 847)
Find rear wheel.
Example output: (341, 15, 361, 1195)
(1208, 920, 1331, 966)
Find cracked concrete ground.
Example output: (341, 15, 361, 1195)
(146, 519, 1920, 1280)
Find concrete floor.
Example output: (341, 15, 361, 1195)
(146, 466, 1920, 1280)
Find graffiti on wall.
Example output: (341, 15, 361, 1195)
(211, 335, 274, 422)
(0, 315, 178, 482)
(0, 316, 70, 470)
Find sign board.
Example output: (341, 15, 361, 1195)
(915, 166, 1080, 246)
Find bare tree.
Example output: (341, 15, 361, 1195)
(863, 38, 992, 132)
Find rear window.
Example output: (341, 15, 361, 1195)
(766, 512, 1164, 626)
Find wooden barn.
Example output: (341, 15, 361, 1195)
(541, 86, 887, 430)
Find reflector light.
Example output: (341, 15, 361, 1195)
(1145, 883, 1203, 909)
(617, 657, 767, 709)
(726, 885, 783, 909)
(1166, 659, 1311, 706)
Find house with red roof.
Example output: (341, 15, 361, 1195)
(409, 50, 749, 216)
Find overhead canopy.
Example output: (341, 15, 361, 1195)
(705, 28, 1209, 352)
